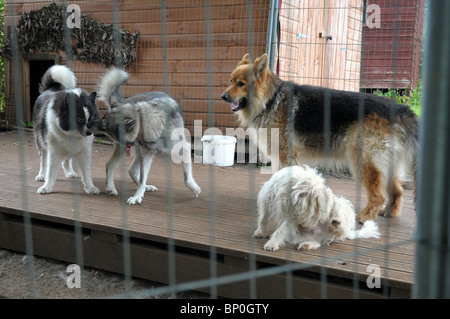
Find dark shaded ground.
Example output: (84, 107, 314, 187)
(0, 248, 209, 299)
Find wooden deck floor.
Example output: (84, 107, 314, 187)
(0, 130, 417, 298)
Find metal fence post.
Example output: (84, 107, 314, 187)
(266, 0, 279, 71)
(413, 0, 450, 299)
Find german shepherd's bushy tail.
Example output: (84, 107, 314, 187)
(98, 68, 129, 107)
(39, 65, 77, 93)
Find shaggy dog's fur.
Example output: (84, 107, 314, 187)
(222, 53, 419, 223)
(254, 165, 380, 251)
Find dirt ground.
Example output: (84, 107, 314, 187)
(0, 248, 209, 299)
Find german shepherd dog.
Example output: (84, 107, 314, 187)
(221, 54, 419, 223)
(87, 68, 201, 204)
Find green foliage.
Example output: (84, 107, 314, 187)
(406, 83, 422, 117)
(22, 121, 33, 128)
(373, 83, 422, 117)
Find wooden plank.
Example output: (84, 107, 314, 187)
(4, 0, 268, 130)
(76, 71, 231, 88)
(22, 60, 31, 122)
(0, 216, 386, 298)
(87, 3, 269, 24)
(0, 130, 417, 298)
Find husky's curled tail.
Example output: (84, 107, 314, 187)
(39, 65, 77, 93)
(98, 68, 129, 107)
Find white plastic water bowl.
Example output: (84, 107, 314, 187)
(201, 135, 237, 166)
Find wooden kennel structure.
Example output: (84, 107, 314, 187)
(360, 0, 424, 91)
(3, 0, 367, 134)
(2, 0, 424, 133)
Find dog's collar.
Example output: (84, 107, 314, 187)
(125, 131, 140, 156)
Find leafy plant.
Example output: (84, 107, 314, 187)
(406, 83, 422, 117)
(22, 121, 33, 128)
(373, 83, 422, 117)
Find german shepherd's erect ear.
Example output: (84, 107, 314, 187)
(238, 53, 252, 66)
(253, 54, 269, 79)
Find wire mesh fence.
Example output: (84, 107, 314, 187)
(0, 0, 448, 301)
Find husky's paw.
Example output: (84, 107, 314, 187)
(65, 172, 78, 179)
(187, 181, 201, 198)
(35, 175, 45, 182)
(127, 195, 143, 205)
(106, 187, 118, 196)
(145, 185, 158, 192)
(192, 185, 201, 198)
(253, 228, 268, 238)
(37, 186, 52, 194)
(85, 186, 100, 195)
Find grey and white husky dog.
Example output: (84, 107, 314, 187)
(88, 68, 201, 204)
(33, 65, 100, 195)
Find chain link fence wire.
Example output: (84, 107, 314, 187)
(1, 0, 447, 300)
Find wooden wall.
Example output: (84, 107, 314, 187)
(12, 1, 430, 133)
(4, 0, 269, 133)
(276, 0, 364, 91)
(360, 0, 424, 90)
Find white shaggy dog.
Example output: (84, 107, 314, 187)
(254, 165, 380, 251)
